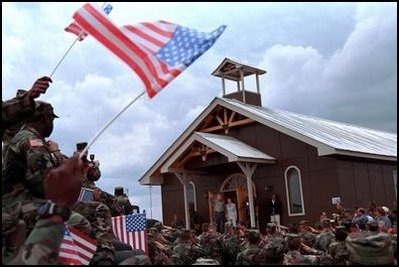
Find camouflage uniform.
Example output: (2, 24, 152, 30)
(114, 187, 133, 215)
(328, 240, 349, 265)
(7, 218, 65, 265)
(2, 90, 35, 139)
(314, 229, 335, 252)
(98, 190, 124, 217)
(346, 231, 394, 265)
(2, 125, 57, 232)
(235, 230, 266, 265)
(284, 233, 319, 265)
(198, 231, 223, 263)
(171, 230, 206, 265)
(221, 232, 241, 265)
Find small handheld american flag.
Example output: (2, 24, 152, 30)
(111, 212, 148, 253)
(58, 226, 97, 265)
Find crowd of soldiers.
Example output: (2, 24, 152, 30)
(2, 76, 144, 265)
(2, 76, 397, 265)
(146, 202, 397, 265)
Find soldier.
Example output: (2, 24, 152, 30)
(8, 155, 83, 264)
(114, 186, 133, 215)
(2, 76, 52, 137)
(198, 222, 223, 263)
(235, 229, 266, 265)
(314, 218, 335, 252)
(328, 226, 349, 265)
(2, 101, 60, 232)
(346, 229, 394, 265)
(76, 142, 101, 189)
(283, 233, 319, 265)
(171, 229, 206, 265)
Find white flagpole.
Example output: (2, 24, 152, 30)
(80, 90, 146, 157)
(49, 2, 107, 79)
(150, 185, 153, 220)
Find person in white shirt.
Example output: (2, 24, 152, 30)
(226, 197, 237, 227)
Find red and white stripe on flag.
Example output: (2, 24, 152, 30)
(58, 226, 97, 265)
(65, 22, 89, 41)
(111, 213, 148, 253)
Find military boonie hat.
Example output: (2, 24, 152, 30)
(34, 101, 59, 118)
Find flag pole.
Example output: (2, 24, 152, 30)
(149, 185, 153, 220)
(49, 2, 108, 79)
(80, 90, 146, 157)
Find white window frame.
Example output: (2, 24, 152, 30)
(284, 165, 305, 216)
(393, 170, 397, 198)
(188, 181, 197, 212)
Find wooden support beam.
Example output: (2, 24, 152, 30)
(228, 111, 236, 124)
(201, 118, 254, 133)
(215, 115, 224, 126)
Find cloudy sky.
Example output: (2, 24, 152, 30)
(2, 2, 397, 222)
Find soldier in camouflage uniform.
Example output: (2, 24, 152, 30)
(221, 226, 242, 265)
(171, 229, 206, 265)
(8, 154, 84, 264)
(328, 226, 349, 265)
(2, 101, 60, 233)
(314, 219, 335, 252)
(114, 186, 133, 215)
(198, 222, 223, 263)
(235, 229, 266, 265)
(346, 228, 394, 265)
(283, 233, 319, 265)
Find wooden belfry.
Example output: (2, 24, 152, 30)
(211, 58, 266, 106)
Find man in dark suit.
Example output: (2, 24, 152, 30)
(266, 193, 282, 226)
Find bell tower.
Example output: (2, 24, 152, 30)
(211, 58, 266, 106)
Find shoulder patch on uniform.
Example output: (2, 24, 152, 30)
(29, 139, 44, 147)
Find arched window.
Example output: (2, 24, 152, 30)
(284, 166, 305, 216)
(187, 181, 197, 212)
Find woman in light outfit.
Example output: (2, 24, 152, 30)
(226, 197, 237, 227)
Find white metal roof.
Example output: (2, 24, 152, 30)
(195, 132, 275, 162)
(139, 97, 396, 185)
(222, 98, 397, 159)
(161, 132, 275, 174)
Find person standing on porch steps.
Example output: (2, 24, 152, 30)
(226, 197, 237, 227)
(213, 193, 226, 233)
(266, 193, 282, 227)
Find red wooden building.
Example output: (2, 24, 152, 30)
(139, 58, 397, 231)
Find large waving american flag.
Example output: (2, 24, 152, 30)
(111, 213, 148, 253)
(58, 226, 97, 265)
(72, 3, 226, 98)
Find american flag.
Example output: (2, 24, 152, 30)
(77, 187, 94, 202)
(72, 3, 226, 98)
(111, 213, 148, 253)
(58, 226, 97, 265)
(65, 4, 113, 41)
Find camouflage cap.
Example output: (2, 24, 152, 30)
(34, 101, 59, 118)
(346, 232, 394, 265)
